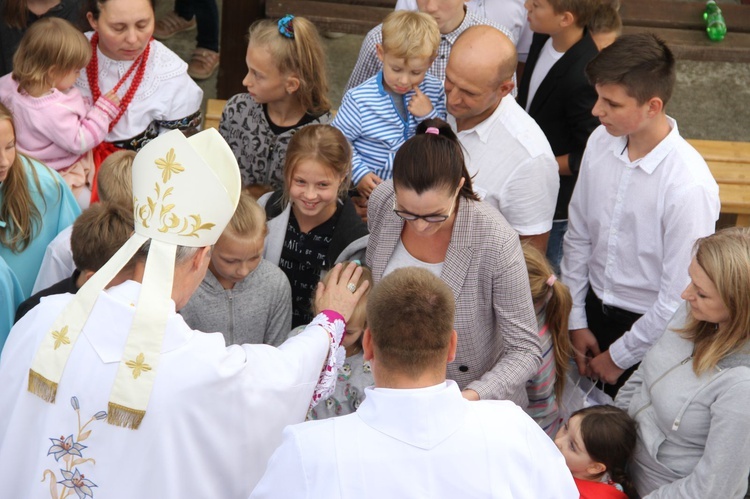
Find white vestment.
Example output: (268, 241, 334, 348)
(0, 280, 337, 498)
(250, 381, 578, 498)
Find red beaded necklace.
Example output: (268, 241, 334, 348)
(86, 33, 152, 132)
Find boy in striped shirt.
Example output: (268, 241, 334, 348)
(332, 11, 446, 210)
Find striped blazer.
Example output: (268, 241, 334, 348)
(332, 71, 446, 186)
(366, 181, 541, 405)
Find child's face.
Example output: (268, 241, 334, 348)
(591, 30, 618, 51)
(592, 83, 654, 138)
(53, 68, 81, 92)
(376, 46, 432, 95)
(87, 0, 154, 60)
(0, 119, 16, 182)
(342, 317, 365, 349)
(242, 44, 294, 105)
(555, 415, 603, 479)
(208, 233, 264, 289)
(288, 159, 345, 224)
(416, 0, 466, 33)
(524, 0, 566, 35)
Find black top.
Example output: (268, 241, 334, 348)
(15, 270, 80, 323)
(263, 104, 320, 136)
(0, 0, 87, 76)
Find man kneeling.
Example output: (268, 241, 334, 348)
(251, 267, 578, 498)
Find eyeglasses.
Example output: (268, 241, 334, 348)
(392, 197, 456, 224)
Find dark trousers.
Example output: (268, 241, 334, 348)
(585, 287, 643, 397)
(175, 0, 220, 52)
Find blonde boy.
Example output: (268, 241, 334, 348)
(332, 11, 446, 200)
(180, 191, 292, 346)
(588, 0, 622, 50)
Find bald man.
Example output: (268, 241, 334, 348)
(446, 25, 558, 253)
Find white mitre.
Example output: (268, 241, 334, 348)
(28, 129, 241, 429)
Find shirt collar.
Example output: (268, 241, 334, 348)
(610, 116, 679, 174)
(445, 8, 473, 44)
(454, 94, 510, 144)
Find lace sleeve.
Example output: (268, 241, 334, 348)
(308, 310, 347, 408)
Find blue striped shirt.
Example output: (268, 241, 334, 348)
(332, 71, 446, 186)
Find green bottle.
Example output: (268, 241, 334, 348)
(704, 0, 727, 42)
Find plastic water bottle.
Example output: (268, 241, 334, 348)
(703, 0, 727, 42)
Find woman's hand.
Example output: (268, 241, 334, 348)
(315, 262, 370, 323)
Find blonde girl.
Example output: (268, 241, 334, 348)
(555, 405, 637, 499)
(181, 191, 293, 347)
(219, 15, 333, 189)
(0, 17, 119, 207)
(0, 102, 80, 303)
(522, 243, 573, 437)
(259, 124, 369, 328)
(289, 262, 374, 420)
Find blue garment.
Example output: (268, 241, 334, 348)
(0, 256, 23, 351)
(0, 156, 80, 299)
(332, 71, 446, 186)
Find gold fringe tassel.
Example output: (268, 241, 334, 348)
(28, 369, 58, 403)
(107, 402, 146, 430)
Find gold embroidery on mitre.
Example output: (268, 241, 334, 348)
(51, 325, 71, 350)
(133, 149, 216, 238)
(125, 353, 152, 379)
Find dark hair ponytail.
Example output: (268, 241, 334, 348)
(574, 405, 639, 499)
(392, 118, 479, 201)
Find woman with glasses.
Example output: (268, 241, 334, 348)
(366, 118, 542, 405)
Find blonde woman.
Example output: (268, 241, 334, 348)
(616, 227, 750, 498)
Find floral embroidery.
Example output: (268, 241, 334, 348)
(58, 468, 97, 498)
(133, 146, 216, 238)
(125, 353, 152, 379)
(154, 148, 184, 183)
(52, 326, 71, 350)
(42, 397, 106, 498)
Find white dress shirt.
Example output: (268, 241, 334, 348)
(562, 118, 720, 369)
(32, 226, 74, 295)
(450, 95, 559, 235)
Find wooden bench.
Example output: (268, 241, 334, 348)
(620, 1, 750, 62)
(218, 0, 395, 99)
(205, 97, 750, 227)
(688, 139, 750, 226)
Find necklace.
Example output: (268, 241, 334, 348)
(86, 33, 151, 132)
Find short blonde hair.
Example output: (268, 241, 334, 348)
(98, 150, 135, 207)
(12, 17, 90, 93)
(315, 263, 373, 350)
(381, 10, 440, 60)
(223, 191, 267, 240)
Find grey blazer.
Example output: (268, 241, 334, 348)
(366, 181, 541, 405)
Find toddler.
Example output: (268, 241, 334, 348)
(332, 10, 446, 208)
(220, 15, 332, 190)
(180, 191, 292, 346)
(523, 243, 572, 437)
(0, 17, 119, 207)
(259, 125, 369, 327)
(556, 405, 637, 498)
(290, 262, 374, 419)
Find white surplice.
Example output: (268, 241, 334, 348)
(250, 381, 579, 499)
(0, 280, 336, 499)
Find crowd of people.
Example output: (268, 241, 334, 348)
(0, 0, 748, 497)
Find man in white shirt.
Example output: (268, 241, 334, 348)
(562, 34, 720, 395)
(0, 129, 367, 498)
(446, 25, 559, 253)
(250, 267, 578, 499)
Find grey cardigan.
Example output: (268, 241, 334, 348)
(616, 304, 750, 498)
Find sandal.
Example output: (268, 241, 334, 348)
(153, 12, 196, 40)
(187, 49, 220, 80)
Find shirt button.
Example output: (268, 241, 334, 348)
(441, 55, 445, 59)
(459, 365, 469, 372)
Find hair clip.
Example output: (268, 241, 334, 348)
(546, 274, 557, 287)
(425, 127, 440, 135)
(278, 15, 295, 39)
